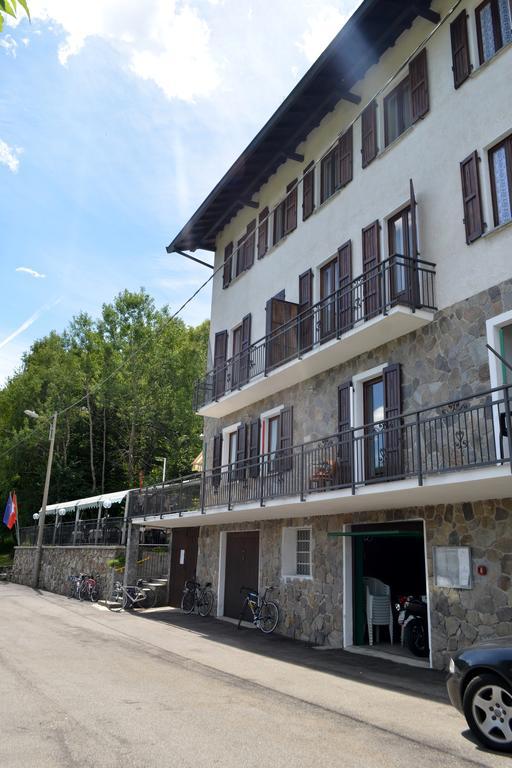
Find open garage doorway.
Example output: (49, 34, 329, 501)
(342, 520, 430, 667)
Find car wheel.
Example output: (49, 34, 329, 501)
(463, 673, 512, 753)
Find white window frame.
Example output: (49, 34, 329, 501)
(351, 363, 388, 483)
(281, 526, 313, 580)
(221, 422, 241, 467)
(486, 309, 512, 460)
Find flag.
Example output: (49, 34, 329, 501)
(3, 492, 17, 530)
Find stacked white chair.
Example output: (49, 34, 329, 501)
(363, 576, 393, 646)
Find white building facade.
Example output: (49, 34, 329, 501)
(136, 0, 512, 669)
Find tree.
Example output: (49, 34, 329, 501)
(0, 1, 30, 34)
(0, 289, 209, 542)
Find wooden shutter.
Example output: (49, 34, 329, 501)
(383, 363, 402, 478)
(339, 126, 353, 187)
(298, 269, 313, 353)
(213, 330, 228, 398)
(409, 49, 429, 122)
(460, 151, 485, 243)
(240, 313, 251, 386)
(362, 221, 381, 319)
(302, 165, 315, 220)
(337, 381, 352, 485)
(212, 434, 223, 488)
(223, 242, 233, 289)
(248, 419, 260, 478)
(337, 240, 353, 333)
(258, 207, 269, 259)
(245, 219, 256, 269)
(236, 235, 245, 276)
(235, 423, 247, 480)
(450, 10, 471, 88)
(279, 406, 294, 472)
(285, 180, 298, 234)
(361, 101, 378, 168)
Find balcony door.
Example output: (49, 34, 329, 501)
(231, 324, 242, 389)
(388, 179, 420, 308)
(320, 258, 338, 342)
(363, 377, 385, 481)
(362, 364, 402, 482)
(265, 296, 298, 371)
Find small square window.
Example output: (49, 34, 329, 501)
(282, 527, 312, 578)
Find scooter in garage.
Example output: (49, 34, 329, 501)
(395, 595, 429, 658)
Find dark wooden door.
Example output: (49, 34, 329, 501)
(320, 258, 338, 341)
(169, 527, 199, 607)
(224, 531, 259, 619)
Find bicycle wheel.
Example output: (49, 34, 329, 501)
(140, 587, 156, 609)
(181, 589, 195, 614)
(237, 598, 249, 629)
(198, 589, 214, 617)
(68, 579, 77, 599)
(258, 601, 279, 634)
(79, 581, 88, 601)
(88, 582, 100, 602)
(107, 587, 124, 612)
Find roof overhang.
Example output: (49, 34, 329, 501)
(167, 0, 437, 254)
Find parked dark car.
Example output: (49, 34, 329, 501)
(447, 638, 512, 753)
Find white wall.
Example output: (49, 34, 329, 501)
(208, 0, 512, 355)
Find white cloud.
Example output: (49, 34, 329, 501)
(22, 0, 220, 102)
(16, 267, 46, 279)
(297, 5, 349, 63)
(0, 139, 21, 173)
(0, 34, 18, 57)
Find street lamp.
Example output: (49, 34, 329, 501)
(25, 409, 58, 588)
(155, 456, 167, 484)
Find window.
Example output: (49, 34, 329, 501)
(222, 242, 233, 289)
(320, 257, 338, 341)
(273, 181, 297, 245)
(302, 164, 315, 220)
(384, 78, 412, 146)
(282, 527, 312, 578)
(320, 127, 353, 203)
(236, 220, 256, 276)
(267, 415, 280, 463)
(261, 406, 293, 472)
(228, 430, 237, 468)
(489, 135, 512, 226)
(388, 204, 415, 303)
(476, 0, 512, 64)
(361, 100, 378, 167)
(384, 49, 429, 147)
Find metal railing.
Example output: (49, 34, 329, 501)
(136, 544, 170, 581)
(194, 255, 436, 409)
(136, 385, 511, 519)
(19, 516, 125, 547)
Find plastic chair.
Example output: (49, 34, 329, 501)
(363, 577, 393, 646)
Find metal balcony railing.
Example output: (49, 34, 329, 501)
(135, 385, 511, 519)
(194, 255, 436, 410)
(19, 516, 126, 547)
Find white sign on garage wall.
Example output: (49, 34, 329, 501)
(433, 546, 472, 589)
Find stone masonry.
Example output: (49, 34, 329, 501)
(204, 278, 512, 449)
(12, 546, 124, 599)
(195, 498, 512, 670)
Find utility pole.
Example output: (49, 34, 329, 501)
(31, 412, 58, 589)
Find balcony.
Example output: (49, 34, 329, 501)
(134, 385, 512, 527)
(195, 255, 436, 417)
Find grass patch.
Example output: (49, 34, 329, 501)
(0, 553, 13, 567)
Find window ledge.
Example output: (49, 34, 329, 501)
(483, 217, 512, 241)
(377, 121, 416, 161)
(281, 574, 313, 581)
(470, 39, 512, 81)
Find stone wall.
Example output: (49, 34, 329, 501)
(195, 497, 512, 669)
(12, 546, 124, 598)
(204, 278, 512, 452)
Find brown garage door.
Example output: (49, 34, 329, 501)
(169, 527, 199, 607)
(224, 531, 260, 619)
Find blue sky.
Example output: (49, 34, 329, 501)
(0, 0, 357, 384)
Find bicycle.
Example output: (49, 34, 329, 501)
(106, 579, 156, 611)
(68, 573, 87, 599)
(79, 574, 99, 602)
(237, 585, 279, 634)
(181, 579, 214, 617)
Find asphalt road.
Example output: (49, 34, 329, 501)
(0, 583, 510, 768)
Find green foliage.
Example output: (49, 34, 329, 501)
(107, 554, 126, 570)
(0, 0, 30, 33)
(0, 289, 209, 537)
